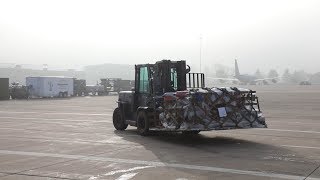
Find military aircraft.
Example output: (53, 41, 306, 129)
(208, 59, 278, 85)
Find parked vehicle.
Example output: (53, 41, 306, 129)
(9, 82, 29, 99)
(73, 79, 87, 96)
(0, 78, 10, 100)
(100, 78, 134, 94)
(27, 76, 73, 98)
(85, 84, 105, 96)
(299, 81, 312, 85)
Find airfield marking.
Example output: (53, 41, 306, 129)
(281, 145, 320, 150)
(269, 121, 320, 125)
(263, 128, 320, 134)
(0, 150, 318, 180)
(103, 166, 154, 176)
(2, 105, 114, 109)
(0, 117, 112, 123)
(0, 127, 116, 136)
(1, 135, 319, 151)
(0, 135, 140, 145)
(115, 173, 139, 180)
(0, 111, 112, 116)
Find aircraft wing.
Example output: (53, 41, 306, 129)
(253, 77, 279, 83)
(206, 77, 240, 82)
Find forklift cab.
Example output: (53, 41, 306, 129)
(135, 60, 189, 96)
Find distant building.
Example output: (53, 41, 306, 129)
(310, 72, 320, 84)
(84, 63, 135, 85)
(0, 63, 135, 85)
(0, 67, 85, 85)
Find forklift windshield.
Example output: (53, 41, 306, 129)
(170, 68, 178, 91)
(139, 66, 149, 93)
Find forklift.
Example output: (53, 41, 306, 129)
(113, 60, 266, 135)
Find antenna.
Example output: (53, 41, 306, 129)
(199, 34, 202, 73)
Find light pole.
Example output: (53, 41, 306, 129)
(199, 34, 202, 73)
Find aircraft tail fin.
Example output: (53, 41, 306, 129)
(235, 59, 240, 77)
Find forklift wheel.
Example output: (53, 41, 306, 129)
(137, 111, 149, 136)
(113, 108, 128, 130)
(182, 130, 201, 135)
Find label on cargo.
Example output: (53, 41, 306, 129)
(218, 107, 227, 118)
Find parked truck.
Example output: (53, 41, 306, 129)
(113, 79, 134, 93)
(73, 79, 87, 96)
(100, 78, 134, 94)
(0, 78, 10, 100)
(9, 82, 29, 99)
(27, 76, 73, 98)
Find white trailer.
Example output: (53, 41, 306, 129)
(26, 76, 74, 98)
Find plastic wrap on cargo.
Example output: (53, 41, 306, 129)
(158, 87, 267, 130)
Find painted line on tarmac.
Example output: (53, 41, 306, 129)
(2, 105, 114, 109)
(0, 135, 140, 145)
(263, 129, 320, 134)
(0, 111, 112, 116)
(30, 105, 114, 109)
(0, 150, 318, 180)
(269, 121, 319, 125)
(104, 166, 154, 176)
(115, 172, 138, 180)
(0, 117, 112, 123)
(0, 127, 115, 136)
(281, 145, 320, 150)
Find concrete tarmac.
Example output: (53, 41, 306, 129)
(0, 85, 319, 180)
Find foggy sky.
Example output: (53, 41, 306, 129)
(0, 0, 319, 74)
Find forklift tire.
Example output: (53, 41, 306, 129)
(113, 108, 128, 130)
(182, 130, 201, 135)
(137, 111, 149, 136)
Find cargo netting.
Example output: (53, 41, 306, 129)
(158, 87, 267, 130)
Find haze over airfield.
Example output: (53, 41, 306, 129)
(0, 0, 319, 73)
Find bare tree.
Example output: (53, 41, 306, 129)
(254, 69, 264, 79)
(268, 69, 279, 78)
(214, 64, 231, 78)
(291, 70, 308, 83)
(310, 72, 320, 84)
(282, 69, 292, 83)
